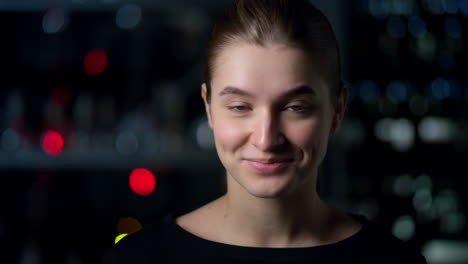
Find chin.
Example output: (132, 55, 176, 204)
(242, 177, 295, 199)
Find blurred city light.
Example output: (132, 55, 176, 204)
(42, 130, 64, 156)
(413, 174, 433, 192)
(441, 212, 466, 234)
(430, 77, 451, 100)
(434, 189, 461, 216)
(444, 0, 460, 14)
(408, 16, 427, 38)
(83, 48, 108, 75)
(42, 8, 67, 34)
(413, 187, 433, 212)
(114, 233, 128, 244)
(413, 32, 437, 62)
(444, 17, 462, 38)
(392, 215, 415, 241)
(418, 117, 455, 143)
(358, 79, 380, 103)
(423, 0, 446, 14)
(1, 128, 21, 152)
(115, 131, 139, 155)
(460, 0, 468, 17)
(387, 80, 411, 103)
(129, 168, 156, 196)
(375, 118, 415, 152)
(423, 240, 468, 264)
(116, 4, 142, 30)
(195, 118, 215, 149)
(368, 0, 391, 19)
(391, 0, 415, 16)
(117, 217, 143, 235)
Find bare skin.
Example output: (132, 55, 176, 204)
(177, 42, 361, 248)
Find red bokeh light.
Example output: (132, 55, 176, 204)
(42, 130, 64, 156)
(84, 48, 108, 75)
(129, 168, 156, 196)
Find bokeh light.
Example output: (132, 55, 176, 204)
(413, 32, 437, 62)
(413, 187, 433, 212)
(116, 4, 142, 30)
(461, 0, 468, 17)
(114, 233, 128, 244)
(418, 117, 455, 143)
(374, 118, 415, 151)
(392, 215, 415, 241)
(129, 168, 156, 196)
(387, 80, 411, 103)
(423, 0, 445, 14)
(1, 128, 21, 152)
(444, 17, 462, 38)
(358, 79, 380, 103)
(430, 77, 451, 100)
(408, 16, 427, 38)
(83, 48, 108, 75)
(441, 212, 466, 234)
(42, 8, 67, 34)
(115, 131, 139, 155)
(368, 0, 391, 19)
(444, 0, 460, 14)
(42, 130, 64, 156)
(117, 217, 143, 235)
(391, 0, 415, 15)
(423, 240, 468, 264)
(195, 119, 215, 149)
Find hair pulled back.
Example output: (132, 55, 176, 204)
(204, 0, 341, 103)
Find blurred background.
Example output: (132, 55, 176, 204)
(0, 0, 467, 263)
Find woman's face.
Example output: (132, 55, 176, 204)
(202, 42, 346, 198)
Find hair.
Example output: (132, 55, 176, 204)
(203, 0, 342, 103)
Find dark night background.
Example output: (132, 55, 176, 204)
(0, 0, 467, 263)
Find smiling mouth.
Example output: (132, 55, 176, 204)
(244, 158, 293, 173)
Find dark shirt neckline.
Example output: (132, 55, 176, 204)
(166, 214, 371, 261)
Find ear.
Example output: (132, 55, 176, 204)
(330, 83, 349, 133)
(201, 83, 213, 129)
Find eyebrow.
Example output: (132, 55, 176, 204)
(218, 85, 316, 98)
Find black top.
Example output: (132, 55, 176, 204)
(109, 215, 427, 264)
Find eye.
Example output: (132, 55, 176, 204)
(228, 105, 250, 112)
(285, 104, 308, 112)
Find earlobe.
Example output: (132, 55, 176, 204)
(201, 83, 213, 129)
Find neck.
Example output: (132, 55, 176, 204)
(218, 174, 330, 248)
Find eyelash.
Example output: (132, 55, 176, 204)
(228, 105, 250, 112)
(227, 104, 311, 113)
(285, 105, 309, 112)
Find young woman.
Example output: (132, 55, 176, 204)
(110, 1, 427, 263)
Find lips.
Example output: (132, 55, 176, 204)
(245, 158, 293, 173)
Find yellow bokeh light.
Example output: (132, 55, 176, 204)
(114, 233, 128, 244)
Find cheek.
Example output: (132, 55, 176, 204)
(212, 118, 247, 152)
(285, 118, 330, 153)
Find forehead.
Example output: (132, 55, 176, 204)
(211, 42, 327, 98)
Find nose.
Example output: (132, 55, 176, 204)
(251, 110, 285, 152)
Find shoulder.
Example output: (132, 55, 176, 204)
(108, 218, 171, 264)
(347, 216, 427, 263)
